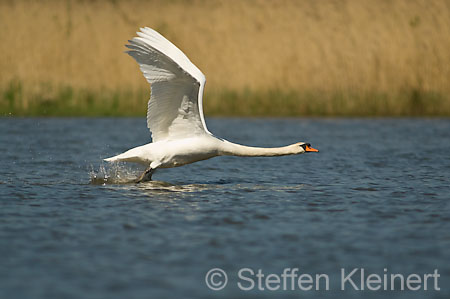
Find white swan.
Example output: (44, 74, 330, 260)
(105, 27, 318, 182)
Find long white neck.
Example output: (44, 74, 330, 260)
(218, 140, 297, 157)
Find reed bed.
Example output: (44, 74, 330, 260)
(1, 0, 450, 116)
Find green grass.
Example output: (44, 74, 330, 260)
(1, 81, 148, 117)
(205, 88, 450, 117)
(1, 81, 449, 117)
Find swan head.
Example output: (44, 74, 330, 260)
(293, 142, 319, 154)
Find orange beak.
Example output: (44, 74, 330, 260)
(305, 145, 319, 152)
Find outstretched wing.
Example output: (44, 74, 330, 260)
(126, 27, 211, 142)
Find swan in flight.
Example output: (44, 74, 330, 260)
(105, 27, 318, 182)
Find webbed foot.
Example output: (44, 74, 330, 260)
(136, 167, 154, 183)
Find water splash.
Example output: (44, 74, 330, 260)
(89, 163, 140, 185)
(136, 181, 208, 193)
(89, 163, 208, 192)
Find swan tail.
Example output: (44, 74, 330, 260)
(103, 147, 148, 164)
(103, 155, 122, 162)
(103, 152, 132, 163)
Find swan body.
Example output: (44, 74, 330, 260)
(105, 27, 318, 182)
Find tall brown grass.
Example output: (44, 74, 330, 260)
(1, 0, 450, 116)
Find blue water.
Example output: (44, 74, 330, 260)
(1, 118, 449, 299)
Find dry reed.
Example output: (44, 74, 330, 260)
(1, 0, 450, 116)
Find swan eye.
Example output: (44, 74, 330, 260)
(300, 143, 312, 150)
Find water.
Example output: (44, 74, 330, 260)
(1, 117, 449, 299)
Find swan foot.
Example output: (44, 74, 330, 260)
(136, 167, 154, 183)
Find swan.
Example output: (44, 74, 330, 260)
(104, 27, 318, 182)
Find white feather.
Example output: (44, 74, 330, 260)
(126, 27, 210, 141)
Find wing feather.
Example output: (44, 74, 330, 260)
(126, 27, 210, 141)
